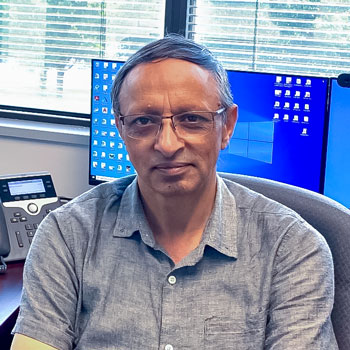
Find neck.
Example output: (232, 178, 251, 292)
(138, 176, 217, 264)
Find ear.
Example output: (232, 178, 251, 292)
(115, 115, 124, 140)
(221, 104, 238, 150)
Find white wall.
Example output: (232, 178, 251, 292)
(0, 118, 93, 199)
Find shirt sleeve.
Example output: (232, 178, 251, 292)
(264, 219, 339, 349)
(12, 211, 78, 350)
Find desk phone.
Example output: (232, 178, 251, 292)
(0, 172, 62, 263)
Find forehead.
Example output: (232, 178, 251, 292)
(119, 58, 220, 112)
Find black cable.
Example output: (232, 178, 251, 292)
(0, 255, 7, 274)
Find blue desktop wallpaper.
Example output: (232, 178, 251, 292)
(218, 71, 329, 192)
(90, 60, 329, 193)
(324, 79, 350, 208)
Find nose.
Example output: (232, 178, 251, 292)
(154, 118, 185, 157)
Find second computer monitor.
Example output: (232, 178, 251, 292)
(323, 77, 350, 208)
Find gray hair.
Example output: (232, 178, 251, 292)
(111, 34, 233, 117)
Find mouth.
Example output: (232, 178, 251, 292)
(153, 162, 191, 175)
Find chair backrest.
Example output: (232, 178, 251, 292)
(219, 172, 350, 350)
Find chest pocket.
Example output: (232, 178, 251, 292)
(204, 315, 265, 350)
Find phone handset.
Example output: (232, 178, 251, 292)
(0, 203, 10, 273)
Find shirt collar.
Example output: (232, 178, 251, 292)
(113, 175, 238, 258)
(201, 175, 238, 258)
(113, 177, 156, 247)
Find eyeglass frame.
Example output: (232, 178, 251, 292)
(117, 107, 227, 140)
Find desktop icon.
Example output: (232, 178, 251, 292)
(301, 128, 308, 136)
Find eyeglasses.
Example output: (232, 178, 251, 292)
(118, 107, 226, 140)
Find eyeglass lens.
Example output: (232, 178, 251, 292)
(122, 111, 216, 139)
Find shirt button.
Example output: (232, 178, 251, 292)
(165, 344, 173, 350)
(168, 275, 176, 285)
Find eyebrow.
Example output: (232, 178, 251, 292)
(128, 105, 216, 115)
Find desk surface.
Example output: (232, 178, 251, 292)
(0, 262, 24, 327)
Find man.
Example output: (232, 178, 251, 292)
(11, 35, 338, 349)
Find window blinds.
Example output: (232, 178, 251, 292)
(187, 0, 350, 77)
(0, 0, 165, 114)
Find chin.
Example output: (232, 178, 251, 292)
(151, 178, 203, 196)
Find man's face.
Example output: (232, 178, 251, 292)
(117, 58, 237, 198)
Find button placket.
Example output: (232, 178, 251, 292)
(160, 274, 178, 349)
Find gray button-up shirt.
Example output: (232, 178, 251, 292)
(13, 175, 338, 349)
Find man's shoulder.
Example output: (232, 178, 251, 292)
(219, 175, 299, 218)
(219, 176, 329, 259)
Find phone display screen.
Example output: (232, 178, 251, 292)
(0, 174, 56, 203)
(8, 179, 46, 196)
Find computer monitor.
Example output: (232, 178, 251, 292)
(90, 60, 134, 185)
(89, 59, 329, 193)
(323, 77, 350, 208)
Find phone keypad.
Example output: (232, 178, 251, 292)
(2, 196, 63, 262)
(10, 212, 39, 248)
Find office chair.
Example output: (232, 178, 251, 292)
(219, 172, 350, 350)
